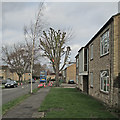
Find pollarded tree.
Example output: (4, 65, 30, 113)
(39, 28, 71, 86)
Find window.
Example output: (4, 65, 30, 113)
(100, 70, 109, 93)
(90, 72, 93, 87)
(100, 30, 109, 56)
(90, 44, 93, 60)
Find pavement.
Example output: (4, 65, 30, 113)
(2, 87, 50, 119)
(60, 83, 76, 88)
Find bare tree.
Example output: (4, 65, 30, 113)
(33, 63, 51, 77)
(2, 44, 30, 81)
(39, 28, 71, 86)
(2, 42, 40, 81)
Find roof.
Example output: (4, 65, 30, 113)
(75, 54, 79, 58)
(65, 63, 76, 69)
(0, 65, 9, 70)
(75, 47, 84, 58)
(78, 47, 84, 53)
(85, 13, 120, 47)
(47, 73, 62, 76)
(74, 13, 120, 59)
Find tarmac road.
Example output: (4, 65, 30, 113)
(2, 81, 40, 105)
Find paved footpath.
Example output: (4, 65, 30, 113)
(2, 87, 50, 119)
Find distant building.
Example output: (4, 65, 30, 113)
(47, 73, 56, 80)
(0, 65, 31, 81)
(63, 63, 76, 83)
(47, 72, 62, 80)
(0, 65, 11, 80)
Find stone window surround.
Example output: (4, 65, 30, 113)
(100, 29, 109, 57)
(100, 70, 109, 93)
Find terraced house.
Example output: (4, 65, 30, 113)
(76, 13, 120, 108)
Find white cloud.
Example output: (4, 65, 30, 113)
(2, 2, 118, 62)
(2, 29, 24, 45)
(70, 44, 81, 51)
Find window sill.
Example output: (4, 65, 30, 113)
(100, 90, 109, 95)
(90, 58, 93, 61)
(90, 86, 93, 88)
(100, 52, 109, 58)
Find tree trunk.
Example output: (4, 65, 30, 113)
(21, 76, 23, 82)
(18, 74, 22, 82)
(18, 75, 21, 82)
(55, 65, 59, 87)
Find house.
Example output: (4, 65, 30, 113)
(0, 65, 12, 80)
(63, 63, 76, 83)
(75, 13, 120, 108)
(47, 73, 56, 80)
(0, 65, 31, 81)
(47, 72, 62, 80)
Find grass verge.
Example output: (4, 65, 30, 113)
(2, 87, 40, 115)
(2, 85, 5, 89)
(38, 88, 117, 118)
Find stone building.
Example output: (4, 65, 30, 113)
(0, 65, 31, 81)
(65, 63, 76, 83)
(0, 66, 11, 80)
(75, 13, 120, 108)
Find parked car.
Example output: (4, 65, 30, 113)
(50, 79, 56, 82)
(2, 78, 12, 84)
(68, 80, 75, 84)
(5, 80, 18, 88)
(29, 79, 35, 83)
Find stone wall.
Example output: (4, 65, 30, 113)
(88, 21, 112, 105)
(66, 64, 76, 83)
(112, 14, 120, 108)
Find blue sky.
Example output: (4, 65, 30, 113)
(2, 2, 119, 63)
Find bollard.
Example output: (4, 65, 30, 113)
(44, 82, 46, 87)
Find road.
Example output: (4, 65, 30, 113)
(2, 81, 40, 105)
